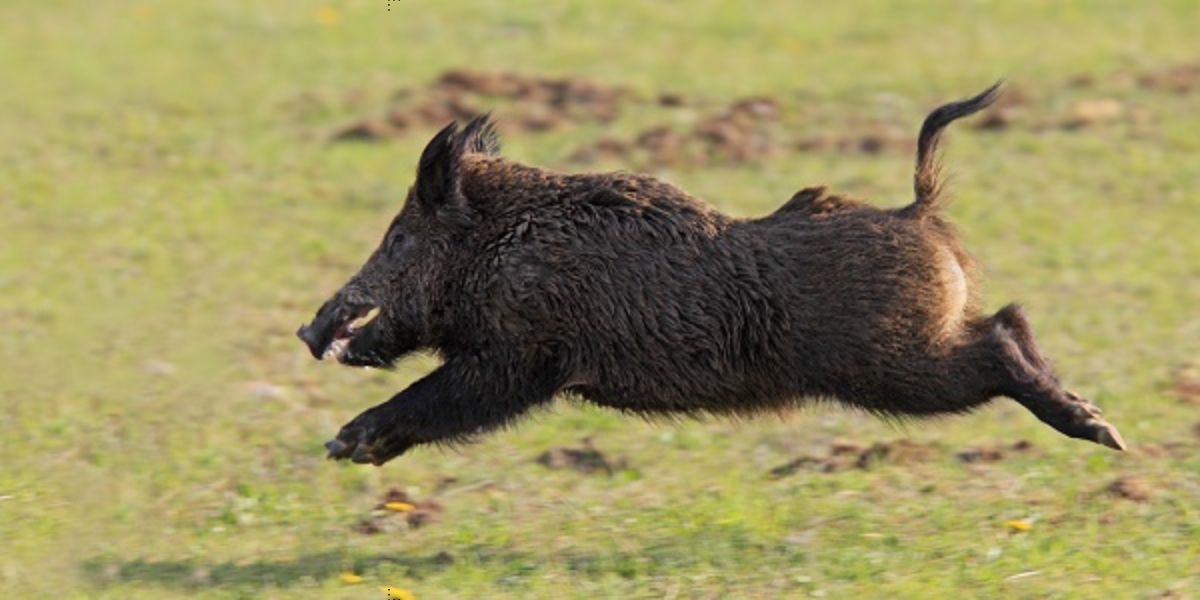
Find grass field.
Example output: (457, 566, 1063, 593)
(2, 1, 1199, 598)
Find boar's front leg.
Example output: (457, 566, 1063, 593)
(324, 356, 559, 466)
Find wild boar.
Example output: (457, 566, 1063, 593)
(298, 83, 1124, 466)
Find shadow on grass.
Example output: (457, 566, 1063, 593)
(82, 526, 786, 591)
(81, 549, 471, 590)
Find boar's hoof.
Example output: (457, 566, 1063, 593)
(325, 438, 353, 459)
(1091, 419, 1127, 452)
(325, 415, 411, 465)
(1070, 399, 1126, 451)
(325, 434, 386, 465)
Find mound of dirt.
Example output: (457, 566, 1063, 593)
(769, 438, 940, 478)
(630, 126, 696, 166)
(974, 86, 1032, 131)
(694, 96, 781, 163)
(1138, 63, 1200, 94)
(330, 68, 1174, 165)
(855, 439, 940, 469)
(435, 69, 628, 123)
(569, 96, 782, 168)
(955, 440, 1034, 464)
(657, 92, 687, 107)
(353, 487, 444, 534)
(793, 125, 913, 156)
(1062, 98, 1125, 129)
(332, 69, 629, 142)
(535, 438, 627, 475)
(1170, 362, 1200, 403)
(1134, 442, 1191, 459)
(1105, 476, 1153, 503)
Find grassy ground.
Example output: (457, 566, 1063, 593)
(2, 1, 1199, 598)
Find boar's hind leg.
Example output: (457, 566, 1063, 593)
(325, 356, 560, 466)
(986, 304, 1126, 451)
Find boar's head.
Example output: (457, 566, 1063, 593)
(296, 116, 498, 367)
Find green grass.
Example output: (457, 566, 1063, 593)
(2, 1, 1199, 598)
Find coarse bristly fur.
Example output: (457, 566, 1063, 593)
(297, 82, 1125, 466)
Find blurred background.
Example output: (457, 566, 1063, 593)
(2, 1, 1198, 598)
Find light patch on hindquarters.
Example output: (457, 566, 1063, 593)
(935, 246, 969, 339)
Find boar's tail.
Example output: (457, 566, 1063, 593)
(906, 81, 1003, 217)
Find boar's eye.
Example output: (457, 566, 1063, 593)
(384, 228, 407, 256)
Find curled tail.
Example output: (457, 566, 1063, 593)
(907, 81, 1004, 217)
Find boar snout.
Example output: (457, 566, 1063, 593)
(296, 322, 326, 360)
(297, 296, 379, 362)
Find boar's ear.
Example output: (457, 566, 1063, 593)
(413, 115, 500, 228)
(456, 113, 501, 157)
(413, 121, 468, 225)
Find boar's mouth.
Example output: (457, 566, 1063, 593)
(323, 306, 381, 361)
(297, 305, 381, 362)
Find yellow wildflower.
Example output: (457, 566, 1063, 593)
(384, 501, 416, 513)
(315, 6, 342, 26)
(381, 586, 417, 600)
(1005, 519, 1033, 532)
(339, 572, 364, 584)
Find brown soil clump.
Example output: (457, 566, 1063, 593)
(536, 438, 626, 475)
(1062, 98, 1125, 129)
(569, 96, 783, 168)
(1138, 63, 1200, 94)
(1105, 476, 1153, 502)
(332, 69, 629, 142)
(353, 487, 445, 534)
(1170, 362, 1200, 403)
(974, 86, 1032, 131)
(955, 440, 1035, 463)
(769, 438, 940, 478)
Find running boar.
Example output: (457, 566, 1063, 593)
(297, 83, 1124, 466)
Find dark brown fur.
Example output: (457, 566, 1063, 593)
(298, 83, 1124, 466)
